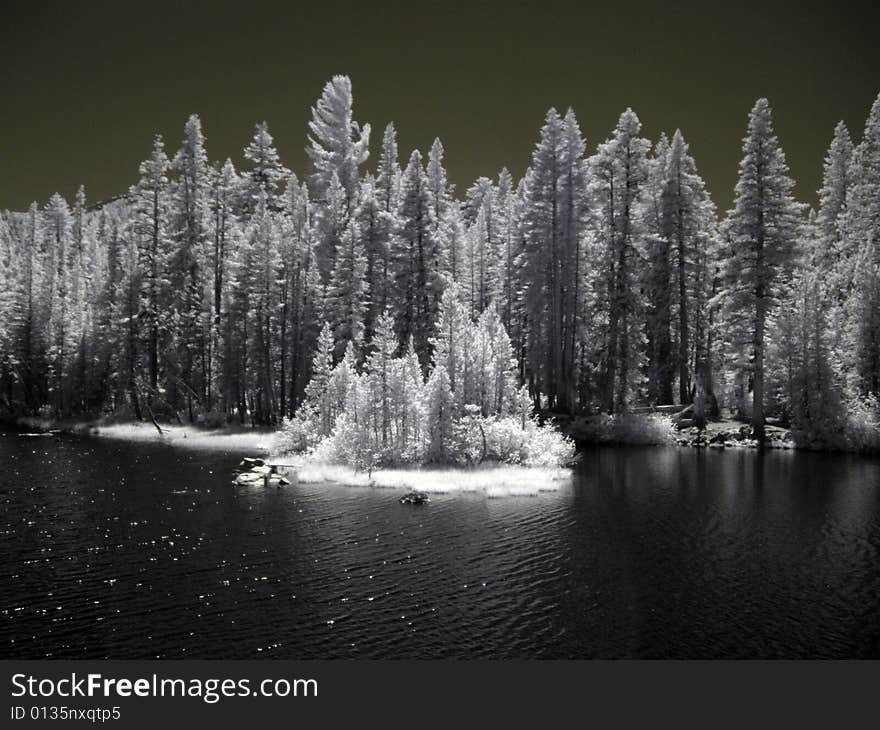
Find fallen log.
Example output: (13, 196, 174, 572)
(671, 403, 694, 424)
(631, 403, 692, 416)
(144, 402, 165, 435)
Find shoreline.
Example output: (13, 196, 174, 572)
(4, 415, 574, 495)
(3, 416, 274, 453)
(4, 412, 873, 456)
(551, 412, 800, 451)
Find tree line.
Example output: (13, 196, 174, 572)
(1, 76, 878, 446)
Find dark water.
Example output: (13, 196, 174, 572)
(1, 432, 879, 659)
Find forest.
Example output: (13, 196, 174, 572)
(1, 76, 879, 452)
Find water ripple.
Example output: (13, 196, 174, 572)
(1, 436, 879, 657)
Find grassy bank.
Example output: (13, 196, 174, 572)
(6, 415, 273, 453)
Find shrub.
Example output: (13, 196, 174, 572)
(274, 412, 322, 454)
(201, 409, 228, 429)
(844, 393, 880, 452)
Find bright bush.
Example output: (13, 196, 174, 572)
(274, 296, 575, 470)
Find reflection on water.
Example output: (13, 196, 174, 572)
(1, 433, 878, 658)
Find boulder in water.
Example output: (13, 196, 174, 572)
(399, 491, 430, 505)
(235, 472, 264, 486)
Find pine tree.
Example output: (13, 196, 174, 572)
(556, 109, 588, 412)
(68, 185, 95, 412)
(353, 175, 393, 346)
(843, 93, 880, 271)
(396, 336, 424, 450)
(279, 173, 318, 415)
(788, 270, 843, 443)
(306, 75, 370, 211)
(327, 217, 367, 359)
(718, 98, 803, 441)
(366, 310, 398, 447)
(305, 322, 335, 434)
(9, 204, 48, 411)
(662, 130, 715, 404)
(241, 121, 290, 212)
(440, 202, 466, 285)
(394, 150, 439, 364)
(520, 110, 562, 409)
(93, 207, 129, 413)
(519, 108, 589, 412)
(43, 193, 73, 417)
(423, 364, 454, 462)
(465, 204, 495, 315)
(463, 177, 494, 225)
(375, 122, 400, 213)
(131, 134, 171, 404)
(473, 303, 517, 416)
(430, 283, 471, 413)
(588, 109, 651, 413)
(643, 133, 673, 404)
(426, 137, 454, 281)
(169, 115, 212, 418)
(816, 121, 854, 281)
(239, 195, 282, 424)
(846, 241, 880, 396)
(840, 94, 880, 398)
(494, 167, 518, 334)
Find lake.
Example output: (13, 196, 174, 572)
(1, 431, 879, 658)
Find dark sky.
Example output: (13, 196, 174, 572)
(2, 0, 878, 212)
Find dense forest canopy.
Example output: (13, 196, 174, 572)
(1, 76, 879, 447)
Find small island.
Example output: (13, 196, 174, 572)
(270, 290, 576, 497)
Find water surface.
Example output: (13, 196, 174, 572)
(1, 432, 878, 658)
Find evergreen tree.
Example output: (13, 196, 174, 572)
(354, 175, 393, 346)
(393, 150, 440, 364)
(840, 94, 880, 398)
(241, 121, 290, 212)
(816, 121, 854, 281)
(426, 137, 454, 281)
(169, 115, 212, 418)
(327, 217, 367, 359)
(131, 135, 171, 404)
(717, 99, 803, 441)
(494, 167, 518, 335)
(366, 310, 398, 447)
(430, 283, 471, 413)
(661, 130, 715, 404)
(43, 193, 73, 416)
(279, 173, 318, 415)
(375, 121, 401, 213)
(306, 74, 370, 211)
(423, 364, 454, 462)
(843, 94, 880, 272)
(14, 203, 48, 411)
(643, 133, 672, 404)
(305, 322, 336, 435)
(588, 109, 651, 413)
